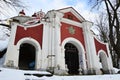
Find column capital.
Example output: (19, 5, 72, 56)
(82, 21, 93, 32)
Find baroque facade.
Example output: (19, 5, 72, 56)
(4, 7, 114, 75)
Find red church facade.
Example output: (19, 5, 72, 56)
(4, 7, 114, 75)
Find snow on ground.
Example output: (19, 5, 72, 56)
(0, 25, 10, 51)
(0, 38, 9, 51)
(0, 54, 5, 67)
(0, 68, 24, 80)
(113, 68, 120, 73)
(0, 67, 120, 80)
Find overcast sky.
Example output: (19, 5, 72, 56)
(22, 0, 98, 21)
(20, 0, 99, 33)
(0, 0, 99, 22)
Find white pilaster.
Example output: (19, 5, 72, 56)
(51, 23, 55, 68)
(54, 12, 64, 70)
(4, 22, 18, 68)
(45, 10, 57, 71)
(47, 22, 52, 69)
(82, 21, 98, 74)
(46, 10, 64, 73)
(40, 22, 49, 70)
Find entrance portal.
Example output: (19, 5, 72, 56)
(19, 43, 35, 70)
(65, 43, 79, 75)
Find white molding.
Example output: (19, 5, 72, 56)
(61, 18, 83, 27)
(16, 37, 41, 50)
(94, 35, 110, 57)
(58, 8, 71, 13)
(41, 23, 49, 69)
(98, 50, 107, 57)
(70, 9, 85, 22)
(17, 23, 43, 28)
(93, 35, 108, 45)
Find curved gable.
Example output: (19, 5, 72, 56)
(94, 37, 108, 56)
(14, 24, 43, 48)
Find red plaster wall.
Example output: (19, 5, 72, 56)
(14, 24, 43, 48)
(94, 38, 108, 56)
(61, 22, 85, 49)
(63, 12, 81, 23)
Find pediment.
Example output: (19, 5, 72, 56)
(57, 7, 85, 23)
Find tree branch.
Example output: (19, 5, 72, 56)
(107, 0, 115, 11)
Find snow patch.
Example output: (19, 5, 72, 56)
(0, 54, 5, 67)
(0, 25, 10, 51)
(0, 38, 9, 51)
(0, 68, 24, 80)
(113, 68, 120, 73)
(0, 68, 120, 80)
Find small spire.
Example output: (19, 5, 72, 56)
(18, 9, 25, 16)
(32, 12, 37, 17)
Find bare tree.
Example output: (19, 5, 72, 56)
(95, 12, 118, 68)
(95, 13, 109, 42)
(90, 0, 120, 68)
(0, 0, 25, 16)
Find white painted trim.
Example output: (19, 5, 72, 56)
(16, 37, 41, 50)
(16, 37, 42, 69)
(82, 21, 96, 70)
(61, 37, 87, 71)
(17, 23, 43, 28)
(94, 35, 111, 57)
(61, 18, 83, 28)
(93, 35, 108, 45)
(98, 50, 107, 58)
(58, 8, 71, 13)
(70, 9, 85, 22)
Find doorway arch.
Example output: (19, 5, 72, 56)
(64, 43, 79, 74)
(19, 43, 35, 70)
(61, 38, 86, 75)
(16, 38, 41, 70)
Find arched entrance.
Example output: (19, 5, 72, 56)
(99, 51, 109, 74)
(64, 43, 79, 75)
(19, 43, 36, 70)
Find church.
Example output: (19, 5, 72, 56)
(4, 7, 114, 75)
